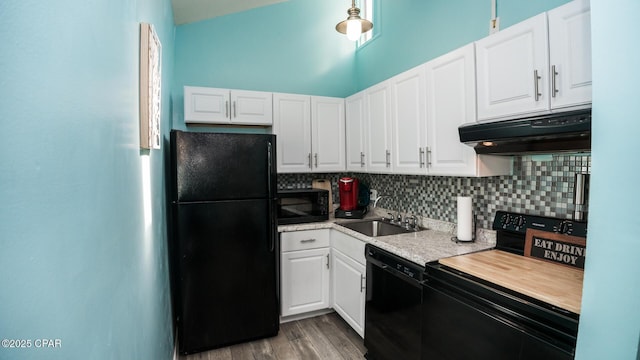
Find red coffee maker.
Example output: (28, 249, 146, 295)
(338, 177, 359, 211)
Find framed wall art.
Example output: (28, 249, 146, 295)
(139, 22, 162, 150)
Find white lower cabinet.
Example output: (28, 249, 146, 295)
(331, 230, 366, 338)
(280, 230, 331, 317)
(280, 229, 367, 338)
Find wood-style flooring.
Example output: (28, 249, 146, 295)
(179, 312, 367, 360)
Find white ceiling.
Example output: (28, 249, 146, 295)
(172, 0, 290, 25)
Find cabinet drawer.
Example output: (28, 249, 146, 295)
(331, 230, 366, 264)
(281, 229, 330, 252)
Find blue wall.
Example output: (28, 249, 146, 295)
(575, 0, 640, 358)
(172, 0, 356, 130)
(0, 0, 175, 359)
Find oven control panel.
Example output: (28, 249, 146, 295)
(493, 210, 587, 238)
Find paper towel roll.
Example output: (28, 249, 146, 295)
(457, 196, 473, 241)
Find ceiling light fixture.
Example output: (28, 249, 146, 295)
(335, 0, 373, 41)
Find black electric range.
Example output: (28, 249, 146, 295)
(422, 211, 587, 360)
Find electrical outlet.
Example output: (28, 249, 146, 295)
(370, 189, 378, 202)
(489, 17, 500, 34)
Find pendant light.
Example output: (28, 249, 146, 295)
(335, 0, 373, 41)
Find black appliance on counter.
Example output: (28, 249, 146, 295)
(364, 244, 424, 360)
(277, 188, 329, 225)
(421, 211, 587, 360)
(169, 130, 279, 355)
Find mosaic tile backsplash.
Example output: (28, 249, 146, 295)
(277, 154, 591, 229)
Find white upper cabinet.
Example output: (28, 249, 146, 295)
(230, 90, 274, 125)
(391, 65, 427, 175)
(365, 80, 394, 173)
(273, 93, 312, 173)
(311, 96, 346, 172)
(345, 91, 367, 172)
(476, 0, 592, 122)
(273, 93, 345, 173)
(425, 44, 512, 177)
(425, 44, 480, 176)
(183, 86, 229, 123)
(476, 14, 550, 121)
(348, 45, 510, 177)
(184, 86, 273, 125)
(548, 0, 592, 110)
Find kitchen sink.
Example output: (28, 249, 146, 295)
(338, 218, 423, 237)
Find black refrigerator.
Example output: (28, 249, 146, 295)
(169, 130, 279, 355)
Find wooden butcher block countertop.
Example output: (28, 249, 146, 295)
(439, 250, 584, 314)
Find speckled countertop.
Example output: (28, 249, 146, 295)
(278, 208, 496, 267)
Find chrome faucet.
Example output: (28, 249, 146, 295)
(404, 214, 418, 230)
(376, 196, 408, 225)
(373, 195, 384, 208)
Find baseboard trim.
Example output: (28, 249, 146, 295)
(279, 309, 335, 324)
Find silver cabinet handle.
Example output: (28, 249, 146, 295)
(360, 274, 365, 292)
(385, 150, 391, 167)
(534, 69, 542, 102)
(300, 239, 316, 243)
(426, 146, 432, 167)
(225, 101, 229, 118)
(308, 153, 312, 169)
(360, 152, 365, 167)
(314, 153, 318, 168)
(419, 147, 425, 168)
(326, 254, 330, 269)
(233, 101, 237, 118)
(551, 65, 559, 98)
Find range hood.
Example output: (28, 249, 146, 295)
(459, 109, 591, 155)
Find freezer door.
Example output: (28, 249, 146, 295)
(171, 131, 277, 202)
(174, 200, 279, 354)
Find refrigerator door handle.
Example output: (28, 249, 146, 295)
(267, 141, 276, 252)
(267, 141, 273, 193)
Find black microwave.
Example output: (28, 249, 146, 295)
(277, 189, 330, 225)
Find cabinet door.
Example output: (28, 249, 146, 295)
(476, 13, 550, 121)
(425, 44, 479, 176)
(548, 0, 592, 110)
(345, 91, 367, 171)
(365, 81, 393, 173)
(273, 93, 312, 173)
(281, 248, 330, 317)
(311, 96, 346, 172)
(332, 249, 366, 338)
(230, 90, 273, 125)
(391, 65, 427, 175)
(184, 86, 230, 124)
